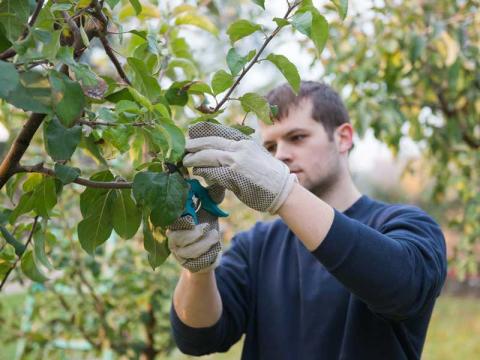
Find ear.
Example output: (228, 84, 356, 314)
(334, 123, 354, 154)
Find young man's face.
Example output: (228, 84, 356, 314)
(259, 99, 347, 197)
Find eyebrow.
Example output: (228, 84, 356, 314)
(263, 128, 308, 147)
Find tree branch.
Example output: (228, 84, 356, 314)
(13, 163, 133, 189)
(0, 1, 109, 190)
(214, 1, 301, 112)
(0, 113, 46, 189)
(78, 119, 151, 127)
(98, 33, 132, 85)
(0, 0, 45, 61)
(0, 216, 39, 292)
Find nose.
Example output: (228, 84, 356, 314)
(274, 142, 293, 164)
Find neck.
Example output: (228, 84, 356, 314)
(314, 169, 362, 212)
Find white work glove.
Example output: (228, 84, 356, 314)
(183, 122, 298, 214)
(166, 183, 225, 273)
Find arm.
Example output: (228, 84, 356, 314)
(278, 182, 447, 320)
(170, 234, 252, 355)
(173, 269, 222, 328)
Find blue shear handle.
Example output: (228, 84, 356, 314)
(182, 179, 229, 224)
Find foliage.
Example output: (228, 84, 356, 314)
(317, 0, 480, 278)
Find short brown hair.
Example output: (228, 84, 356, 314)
(265, 81, 350, 139)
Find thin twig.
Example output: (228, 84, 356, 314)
(0, 0, 45, 60)
(213, 1, 301, 112)
(13, 163, 133, 189)
(0, 216, 39, 292)
(98, 33, 131, 85)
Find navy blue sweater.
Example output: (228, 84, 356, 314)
(170, 195, 447, 359)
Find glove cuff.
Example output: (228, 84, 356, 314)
(268, 173, 298, 215)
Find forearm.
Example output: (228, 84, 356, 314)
(173, 269, 222, 328)
(277, 182, 335, 251)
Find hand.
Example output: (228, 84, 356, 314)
(182, 122, 297, 214)
(167, 183, 225, 273)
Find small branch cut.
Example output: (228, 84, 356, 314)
(14, 163, 133, 189)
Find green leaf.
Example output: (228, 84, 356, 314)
(50, 3, 72, 12)
(112, 189, 141, 239)
(133, 171, 189, 228)
(165, 84, 188, 106)
(227, 20, 262, 43)
(292, 9, 329, 55)
(103, 125, 134, 154)
(143, 126, 169, 158)
(0, 61, 20, 98)
(23, 174, 43, 192)
(311, 11, 329, 55)
(226, 48, 255, 76)
(273, 18, 290, 28)
(49, 71, 85, 127)
(0, 0, 29, 42)
(175, 13, 219, 36)
(0, 243, 16, 262)
(188, 82, 213, 95)
(231, 124, 255, 136)
(142, 216, 169, 269)
(252, 0, 265, 9)
(170, 36, 193, 60)
(211, 70, 234, 95)
(106, 0, 121, 9)
(44, 117, 82, 161)
(266, 54, 301, 93)
(239, 92, 272, 124)
(33, 222, 54, 270)
(21, 250, 48, 282)
(0, 225, 26, 256)
(127, 57, 161, 102)
(330, 0, 348, 20)
(80, 171, 114, 217)
(78, 190, 116, 255)
(5, 71, 52, 113)
(291, 11, 313, 37)
(9, 192, 35, 224)
(54, 163, 80, 185)
(127, 86, 153, 110)
(79, 134, 108, 166)
(32, 177, 57, 218)
(128, 0, 142, 15)
(160, 121, 186, 163)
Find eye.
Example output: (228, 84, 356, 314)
(290, 134, 306, 142)
(265, 144, 276, 153)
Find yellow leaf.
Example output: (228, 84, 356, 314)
(439, 31, 459, 67)
(119, 2, 160, 21)
(175, 13, 219, 36)
(172, 4, 197, 15)
(76, 0, 92, 9)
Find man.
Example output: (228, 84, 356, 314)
(167, 81, 447, 359)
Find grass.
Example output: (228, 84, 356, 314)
(1, 293, 480, 359)
(423, 295, 480, 359)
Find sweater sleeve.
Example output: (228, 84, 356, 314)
(170, 232, 252, 355)
(312, 206, 447, 320)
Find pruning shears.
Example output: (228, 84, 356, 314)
(183, 178, 229, 224)
(165, 162, 228, 224)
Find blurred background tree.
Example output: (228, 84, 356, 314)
(318, 0, 479, 278)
